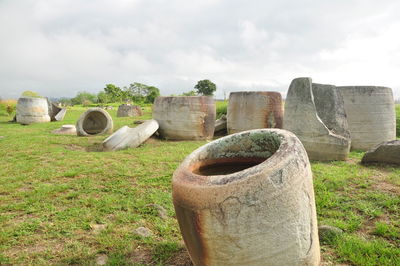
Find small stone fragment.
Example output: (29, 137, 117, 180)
(361, 140, 400, 165)
(318, 225, 343, 243)
(96, 254, 108, 265)
(91, 224, 107, 234)
(135, 227, 152, 237)
(147, 204, 168, 220)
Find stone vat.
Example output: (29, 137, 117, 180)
(103, 120, 159, 151)
(173, 129, 320, 266)
(117, 104, 143, 117)
(76, 108, 113, 136)
(152, 96, 215, 140)
(227, 91, 283, 134)
(338, 86, 396, 150)
(283, 78, 351, 161)
(16, 97, 51, 125)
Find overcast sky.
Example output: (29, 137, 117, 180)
(1, 0, 400, 100)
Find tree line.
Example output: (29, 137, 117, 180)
(62, 80, 217, 106)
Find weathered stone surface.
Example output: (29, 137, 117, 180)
(173, 129, 320, 266)
(103, 120, 159, 151)
(16, 97, 51, 125)
(227, 91, 283, 134)
(361, 140, 400, 165)
(52, 125, 77, 135)
(339, 86, 396, 151)
(318, 225, 343, 243)
(135, 227, 152, 237)
(283, 78, 351, 161)
(117, 104, 142, 117)
(153, 96, 216, 140)
(96, 254, 108, 265)
(76, 108, 113, 136)
(214, 114, 227, 133)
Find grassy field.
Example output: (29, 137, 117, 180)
(0, 105, 399, 265)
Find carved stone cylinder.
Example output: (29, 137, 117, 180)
(76, 108, 113, 136)
(338, 86, 396, 150)
(227, 91, 283, 134)
(173, 129, 320, 266)
(16, 97, 51, 125)
(152, 96, 215, 140)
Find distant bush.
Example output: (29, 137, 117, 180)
(21, 90, 42, 98)
(0, 99, 17, 117)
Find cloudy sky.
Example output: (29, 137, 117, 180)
(1, 0, 400, 100)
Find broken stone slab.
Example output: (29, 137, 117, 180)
(339, 86, 396, 151)
(52, 125, 77, 135)
(117, 104, 142, 117)
(283, 77, 351, 161)
(361, 140, 400, 165)
(173, 129, 320, 265)
(76, 108, 113, 136)
(102, 119, 159, 151)
(214, 115, 227, 133)
(227, 91, 283, 134)
(49, 103, 67, 121)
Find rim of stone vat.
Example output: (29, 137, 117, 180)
(173, 128, 302, 186)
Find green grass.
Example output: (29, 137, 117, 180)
(216, 100, 227, 118)
(0, 105, 399, 265)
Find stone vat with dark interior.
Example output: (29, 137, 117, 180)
(76, 108, 113, 136)
(172, 129, 320, 266)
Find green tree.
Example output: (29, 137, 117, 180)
(127, 83, 160, 103)
(103, 84, 123, 102)
(194, 80, 216, 96)
(97, 91, 111, 104)
(71, 92, 97, 105)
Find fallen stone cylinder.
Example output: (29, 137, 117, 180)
(152, 96, 215, 140)
(16, 97, 51, 125)
(102, 119, 159, 151)
(117, 104, 143, 117)
(173, 129, 320, 266)
(227, 91, 283, 134)
(361, 140, 400, 165)
(339, 86, 396, 151)
(76, 108, 113, 136)
(52, 125, 77, 135)
(283, 78, 351, 161)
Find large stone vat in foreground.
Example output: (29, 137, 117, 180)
(173, 129, 320, 266)
(227, 91, 283, 134)
(76, 108, 113, 136)
(338, 86, 396, 151)
(16, 97, 51, 125)
(152, 96, 215, 140)
(283, 78, 351, 161)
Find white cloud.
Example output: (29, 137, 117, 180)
(0, 0, 399, 100)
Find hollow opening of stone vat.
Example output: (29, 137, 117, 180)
(190, 131, 282, 177)
(82, 111, 108, 135)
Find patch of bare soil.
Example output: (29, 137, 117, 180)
(129, 247, 153, 265)
(372, 181, 400, 195)
(164, 248, 193, 266)
(64, 144, 86, 151)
